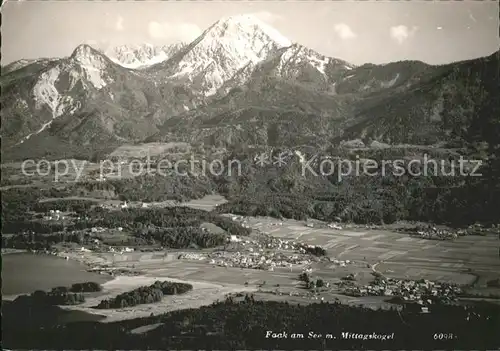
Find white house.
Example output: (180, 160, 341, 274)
(230, 235, 241, 242)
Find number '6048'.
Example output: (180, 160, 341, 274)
(433, 333, 454, 340)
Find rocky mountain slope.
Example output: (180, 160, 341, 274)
(149, 48, 498, 148)
(1, 44, 204, 160)
(216, 43, 355, 96)
(1, 14, 498, 160)
(1, 58, 58, 75)
(339, 51, 499, 145)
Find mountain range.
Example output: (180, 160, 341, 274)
(104, 43, 187, 69)
(1, 14, 498, 160)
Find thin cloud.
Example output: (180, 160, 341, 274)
(115, 15, 124, 31)
(104, 14, 125, 32)
(148, 21, 202, 42)
(390, 25, 418, 44)
(334, 23, 357, 40)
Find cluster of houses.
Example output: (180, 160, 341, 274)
(99, 201, 150, 210)
(108, 246, 134, 253)
(327, 223, 343, 230)
(179, 249, 314, 271)
(250, 232, 331, 255)
(179, 234, 332, 270)
(339, 277, 462, 306)
(90, 227, 107, 233)
(329, 259, 352, 267)
(178, 252, 206, 261)
(210, 250, 314, 270)
(403, 223, 500, 241)
(401, 224, 500, 240)
(462, 223, 499, 235)
(42, 209, 67, 221)
(415, 228, 459, 241)
(253, 235, 299, 251)
(76, 244, 134, 255)
(229, 215, 252, 229)
(400, 225, 459, 241)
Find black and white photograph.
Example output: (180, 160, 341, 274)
(1, 0, 499, 349)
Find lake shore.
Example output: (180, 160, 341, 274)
(2, 251, 113, 296)
(21, 248, 253, 322)
(2, 248, 28, 255)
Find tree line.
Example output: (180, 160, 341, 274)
(2, 192, 250, 249)
(95, 281, 193, 309)
(10, 282, 101, 307)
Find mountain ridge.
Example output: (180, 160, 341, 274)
(1, 14, 498, 161)
(144, 14, 294, 96)
(104, 43, 186, 69)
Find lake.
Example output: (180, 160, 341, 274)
(2, 253, 112, 296)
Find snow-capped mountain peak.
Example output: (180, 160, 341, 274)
(160, 13, 293, 95)
(276, 44, 330, 74)
(216, 43, 357, 96)
(205, 14, 292, 48)
(69, 44, 112, 89)
(70, 44, 105, 63)
(105, 43, 185, 69)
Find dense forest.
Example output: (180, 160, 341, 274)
(8, 282, 102, 308)
(69, 282, 103, 293)
(96, 281, 193, 309)
(2, 105, 500, 247)
(109, 174, 214, 202)
(1, 187, 250, 249)
(211, 90, 500, 225)
(210, 151, 500, 226)
(12, 288, 86, 306)
(3, 296, 499, 349)
(3, 137, 500, 231)
(32, 199, 97, 213)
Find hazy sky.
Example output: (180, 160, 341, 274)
(2, 0, 499, 66)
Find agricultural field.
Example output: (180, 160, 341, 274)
(55, 213, 499, 316)
(234, 216, 500, 286)
(108, 142, 192, 159)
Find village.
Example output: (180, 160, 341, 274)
(178, 233, 345, 271)
(338, 276, 463, 306)
(11, 196, 499, 317)
(49, 225, 485, 314)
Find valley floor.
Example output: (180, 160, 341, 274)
(47, 214, 500, 321)
(58, 275, 257, 323)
